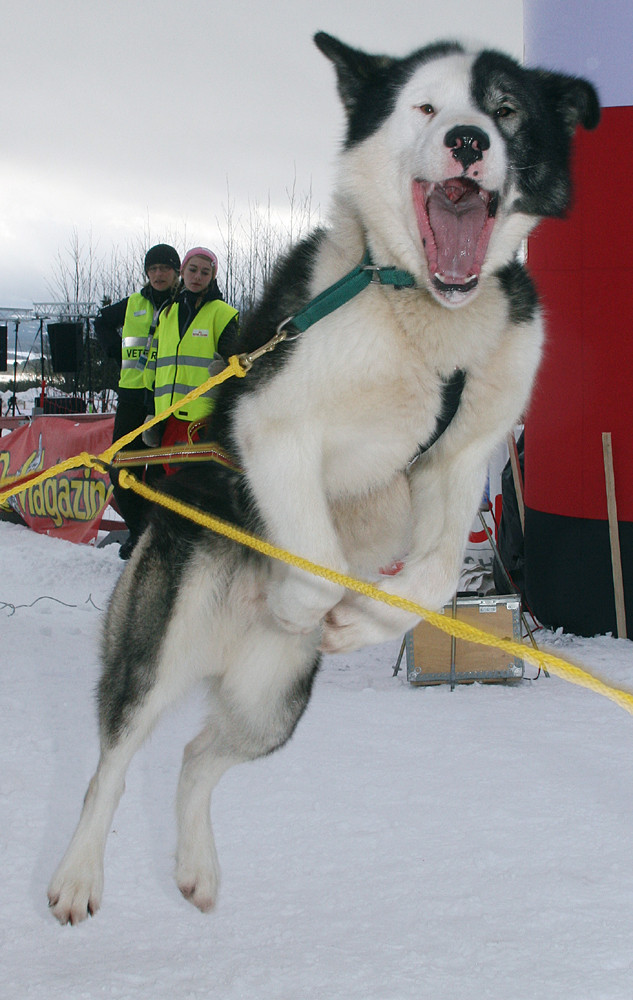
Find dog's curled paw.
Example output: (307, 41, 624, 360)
(320, 590, 420, 654)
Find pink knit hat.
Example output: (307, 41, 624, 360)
(181, 247, 218, 275)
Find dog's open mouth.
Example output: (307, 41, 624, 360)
(412, 178, 498, 305)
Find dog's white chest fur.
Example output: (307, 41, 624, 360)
(236, 270, 509, 503)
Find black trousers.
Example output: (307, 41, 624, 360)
(110, 388, 159, 539)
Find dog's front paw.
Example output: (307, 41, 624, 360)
(320, 590, 419, 654)
(266, 572, 343, 634)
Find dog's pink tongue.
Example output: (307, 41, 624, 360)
(427, 183, 488, 283)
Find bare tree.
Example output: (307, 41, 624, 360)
(48, 220, 191, 311)
(47, 228, 103, 315)
(47, 176, 319, 317)
(43, 176, 320, 398)
(219, 173, 320, 315)
(99, 242, 141, 306)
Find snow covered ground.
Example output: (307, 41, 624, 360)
(1, 521, 632, 999)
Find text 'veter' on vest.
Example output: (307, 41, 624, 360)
(119, 292, 158, 390)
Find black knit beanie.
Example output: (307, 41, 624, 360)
(144, 244, 181, 273)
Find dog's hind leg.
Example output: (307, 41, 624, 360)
(174, 725, 239, 912)
(48, 735, 139, 925)
(47, 655, 194, 926)
(174, 620, 320, 912)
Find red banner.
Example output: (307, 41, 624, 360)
(0, 415, 116, 544)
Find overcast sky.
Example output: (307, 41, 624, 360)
(2, 0, 523, 307)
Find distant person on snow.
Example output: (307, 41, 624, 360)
(142, 247, 239, 470)
(94, 243, 181, 559)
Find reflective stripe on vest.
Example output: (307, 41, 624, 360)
(151, 299, 238, 421)
(119, 292, 157, 390)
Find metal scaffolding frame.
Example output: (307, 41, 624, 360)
(33, 302, 99, 320)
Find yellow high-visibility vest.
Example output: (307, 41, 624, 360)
(144, 299, 238, 421)
(119, 292, 159, 390)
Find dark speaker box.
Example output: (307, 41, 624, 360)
(0, 326, 8, 372)
(47, 322, 84, 373)
(0, 325, 7, 371)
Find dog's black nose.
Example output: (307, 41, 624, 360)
(444, 125, 490, 169)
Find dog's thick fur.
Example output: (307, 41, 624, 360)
(48, 34, 599, 923)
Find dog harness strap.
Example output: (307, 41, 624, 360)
(111, 441, 242, 471)
(417, 368, 467, 455)
(239, 251, 418, 372)
(283, 250, 416, 335)
(361, 249, 417, 290)
(287, 262, 373, 334)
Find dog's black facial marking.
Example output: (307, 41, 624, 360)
(496, 259, 539, 326)
(314, 32, 464, 149)
(472, 50, 599, 218)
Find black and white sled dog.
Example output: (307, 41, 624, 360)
(48, 33, 599, 923)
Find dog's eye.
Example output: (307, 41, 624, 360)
(418, 104, 435, 116)
(495, 105, 516, 119)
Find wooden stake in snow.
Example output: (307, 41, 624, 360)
(602, 432, 627, 639)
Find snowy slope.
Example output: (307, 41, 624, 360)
(1, 521, 632, 1000)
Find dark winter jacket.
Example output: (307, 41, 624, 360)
(94, 285, 173, 363)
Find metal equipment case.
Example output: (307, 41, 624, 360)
(406, 595, 524, 687)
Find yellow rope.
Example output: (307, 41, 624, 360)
(2, 354, 632, 718)
(98, 354, 246, 464)
(119, 468, 633, 718)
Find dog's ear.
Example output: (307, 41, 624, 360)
(561, 76, 601, 132)
(535, 70, 601, 134)
(314, 33, 393, 115)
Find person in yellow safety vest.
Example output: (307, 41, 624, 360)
(94, 243, 181, 558)
(142, 247, 239, 472)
